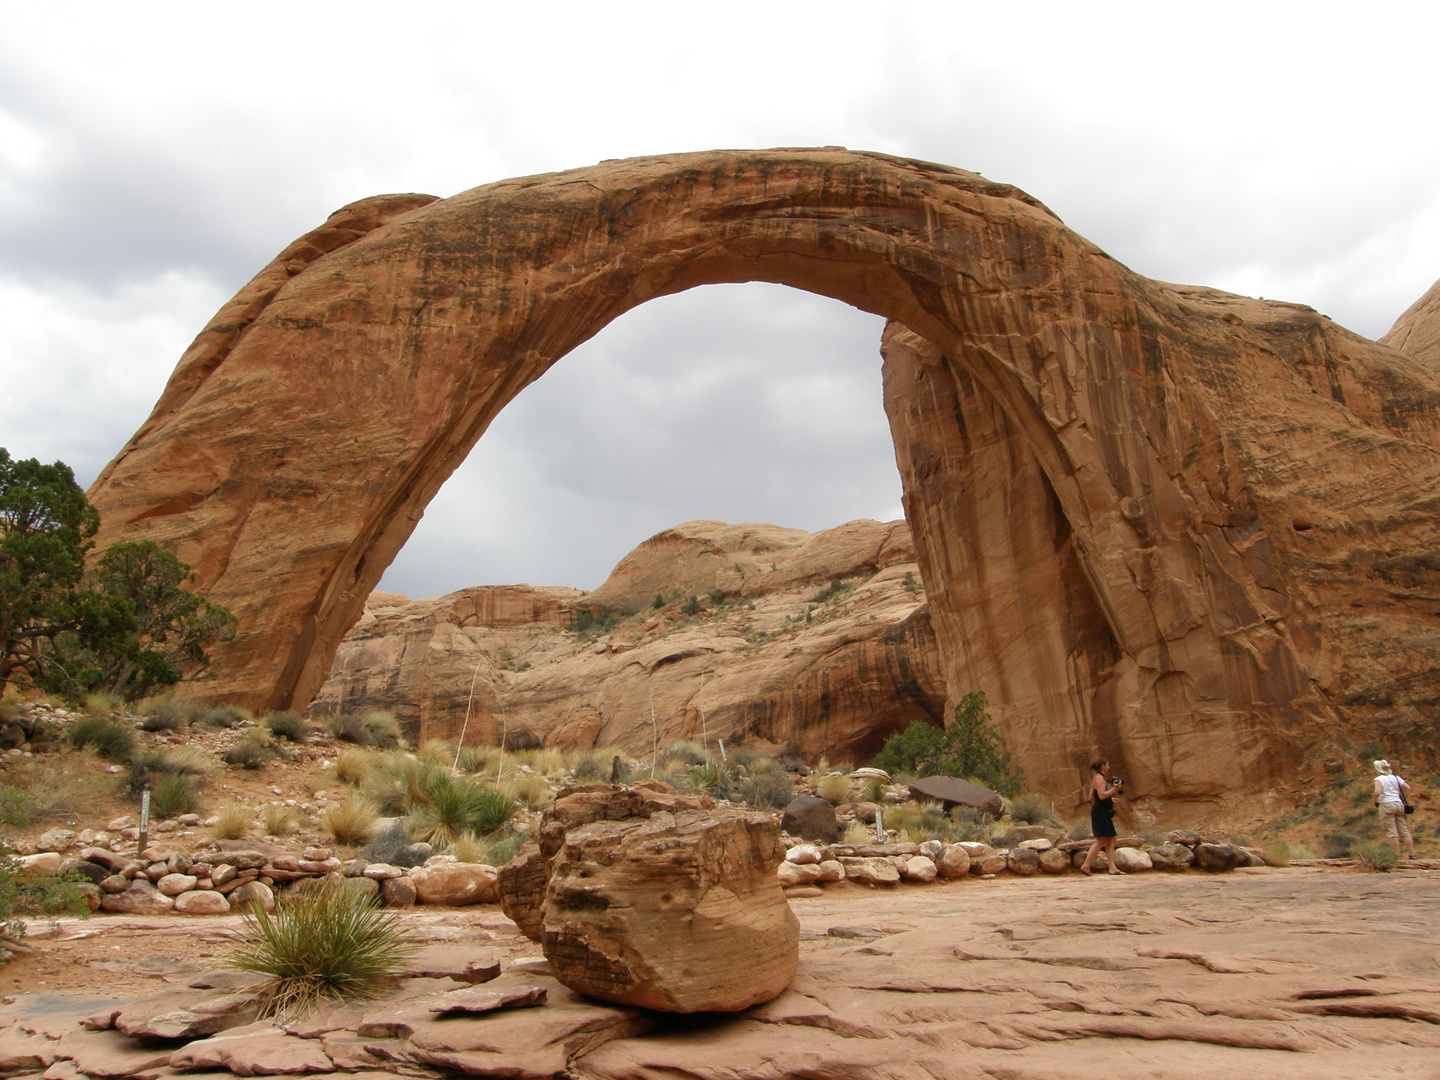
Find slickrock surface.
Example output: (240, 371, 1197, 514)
(1382, 274, 1440, 365)
(312, 519, 945, 760)
(85, 149, 1440, 811)
(5, 868, 1440, 1078)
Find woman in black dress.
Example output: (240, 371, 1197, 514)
(1080, 759, 1125, 876)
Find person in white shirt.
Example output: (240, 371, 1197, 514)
(1372, 759, 1415, 860)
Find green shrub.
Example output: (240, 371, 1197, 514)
(681, 596, 702, 616)
(67, 715, 136, 759)
(264, 711, 310, 742)
(83, 692, 123, 717)
(872, 692, 1025, 797)
(1323, 831, 1362, 859)
(657, 741, 706, 769)
(1353, 841, 1399, 871)
(1263, 841, 1292, 867)
(1008, 793, 1049, 824)
(223, 736, 272, 770)
(138, 699, 195, 731)
(228, 881, 416, 1017)
(571, 609, 621, 636)
(200, 704, 252, 728)
(652, 594, 665, 609)
(0, 785, 34, 827)
(152, 773, 200, 817)
(863, 777, 885, 804)
(323, 710, 403, 749)
(736, 769, 794, 810)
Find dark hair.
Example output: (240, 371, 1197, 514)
(1090, 759, 1107, 774)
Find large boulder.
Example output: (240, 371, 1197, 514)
(498, 845, 550, 942)
(1112, 847, 1153, 873)
(99, 879, 174, 915)
(935, 845, 971, 879)
(536, 783, 798, 1012)
(906, 777, 1002, 817)
(780, 796, 838, 843)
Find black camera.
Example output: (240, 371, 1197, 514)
(1111, 777, 1125, 786)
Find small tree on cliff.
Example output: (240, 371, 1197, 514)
(873, 691, 1026, 797)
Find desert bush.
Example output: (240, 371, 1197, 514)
(417, 739, 454, 768)
(363, 755, 444, 816)
(335, 746, 374, 787)
(124, 747, 209, 801)
(1263, 841, 1292, 867)
(83, 691, 123, 717)
(498, 773, 550, 811)
(0, 849, 90, 932)
(454, 745, 492, 774)
(0, 785, 34, 827)
(813, 774, 851, 804)
(264, 711, 310, 742)
(67, 715, 136, 760)
(323, 793, 379, 847)
(138, 699, 194, 731)
(863, 777, 886, 804)
(449, 830, 484, 863)
(358, 821, 419, 867)
(736, 769, 794, 810)
(840, 821, 873, 845)
(1323, 831, 1362, 859)
(1008, 793, 1050, 825)
(223, 732, 273, 770)
(151, 773, 200, 818)
(1066, 817, 1092, 842)
(1289, 843, 1317, 860)
(201, 704, 252, 728)
(657, 741, 706, 769)
(884, 801, 919, 832)
(212, 803, 252, 840)
(872, 692, 1025, 797)
(324, 710, 403, 749)
(409, 773, 517, 846)
(263, 803, 299, 836)
(477, 830, 526, 867)
(572, 755, 606, 783)
(1353, 840, 1399, 871)
(510, 747, 569, 777)
(228, 880, 416, 1017)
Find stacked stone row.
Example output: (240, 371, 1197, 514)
(776, 829, 1270, 891)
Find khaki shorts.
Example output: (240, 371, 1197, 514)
(1379, 801, 1411, 842)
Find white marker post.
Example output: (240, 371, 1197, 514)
(137, 788, 151, 857)
(875, 808, 884, 843)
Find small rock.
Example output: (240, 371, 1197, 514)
(785, 844, 822, 865)
(380, 877, 417, 907)
(75, 828, 96, 846)
(918, 839, 944, 860)
(154, 820, 179, 834)
(840, 857, 900, 886)
(848, 768, 891, 782)
(1112, 847, 1153, 873)
(777, 862, 822, 888)
(1166, 829, 1202, 846)
(75, 883, 102, 911)
(227, 851, 269, 870)
(1038, 848, 1071, 873)
(100, 879, 176, 915)
(271, 855, 300, 872)
(973, 853, 1008, 876)
(35, 828, 75, 853)
(901, 855, 937, 882)
(228, 881, 276, 912)
(107, 816, 136, 831)
(1073, 850, 1109, 872)
(401, 842, 435, 864)
(298, 857, 342, 874)
(99, 874, 128, 894)
(176, 814, 201, 826)
(1007, 849, 1041, 876)
(1017, 838, 1053, 852)
(1148, 843, 1195, 870)
(341, 859, 368, 877)
(175, 890, 233, 915)
(814, 859, 845, 882)
(167, 852, 193, 874)
(408, 943, 501, 983)
(157, 873, 198, 896)
(19, 852, 61, 873)
(301, 847, 334, 861)
(784, 886, 824, 898)
(362, 863, 406, 879)
(936, 845, 971, 878)
(212, 865, 238, 885)
(428, 984, 546, 1014)
(1194, 843, 1242, 872)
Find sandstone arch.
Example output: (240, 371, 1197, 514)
(88, 149, 1440, 812)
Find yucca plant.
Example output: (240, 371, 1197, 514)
(228, 882, 416, 1018)
(409, 773, 516, 847)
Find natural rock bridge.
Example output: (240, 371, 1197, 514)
(87, 149, 1440, 814)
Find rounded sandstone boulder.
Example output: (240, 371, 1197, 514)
(411, 862, 498, 906)
(936, 845, 971, 878)
(175, 890, 231, 914)
(1148, 843, 1196, 870)
(1112, 847, 1153, 873)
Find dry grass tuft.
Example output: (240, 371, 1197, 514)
(323, 793, 379, 847)
(263, 803, 299, 836)
(815, 774, 852, 804)
(212, 803, 252, 840)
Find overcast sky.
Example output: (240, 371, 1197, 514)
(3, 3, 1436, 598)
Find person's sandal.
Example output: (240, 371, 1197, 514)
(1080, 866, 1092, 876)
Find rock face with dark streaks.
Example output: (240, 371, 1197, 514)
(84, 149, 1440, 816)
